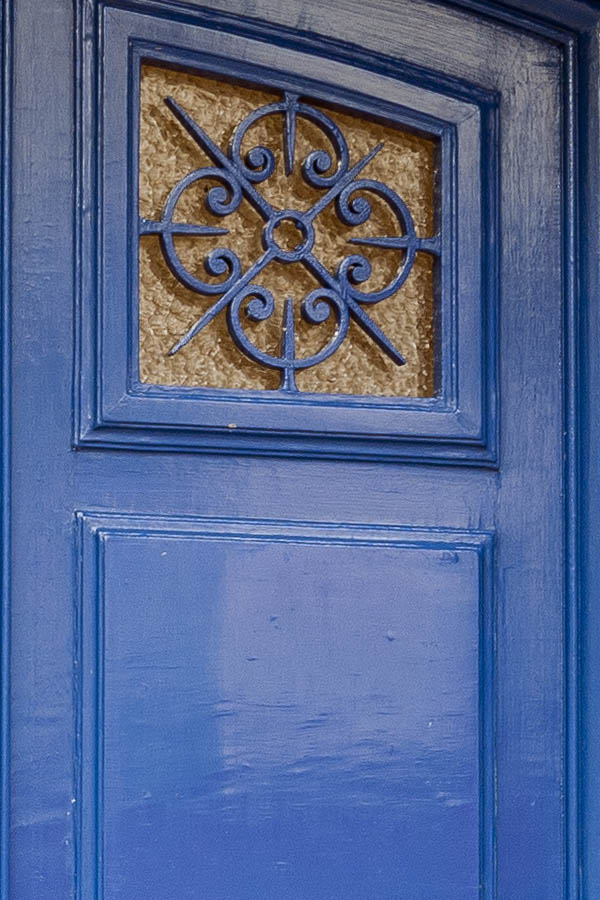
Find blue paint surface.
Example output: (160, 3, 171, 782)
(78, 12, 495, 463)
(80, 520, 490, 900)
(3, 0, 589, 899)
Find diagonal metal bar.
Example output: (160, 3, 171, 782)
(302, 252, 406, 365)
(342, 295, 405, 366)
(165, 96, 275, 222)
(168, 249, 276, 356)
(302, 142, 383, 225)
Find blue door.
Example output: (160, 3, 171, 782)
(4, 0, 585, 898)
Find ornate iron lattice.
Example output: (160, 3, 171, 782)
(139, 84, 440, 392)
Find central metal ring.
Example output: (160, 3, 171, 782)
(264, 211, 315, 262)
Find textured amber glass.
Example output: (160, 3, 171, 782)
(138, 63, 437, 396)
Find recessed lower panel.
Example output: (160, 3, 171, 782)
(77, 515, 493, 900)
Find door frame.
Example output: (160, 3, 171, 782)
(0, 0, 598, 897)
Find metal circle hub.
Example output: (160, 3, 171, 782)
(264, 210, 315, 262)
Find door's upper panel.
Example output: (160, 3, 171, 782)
(75, 6, 497, 462)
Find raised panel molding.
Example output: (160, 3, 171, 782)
(75, 511, 495, 899)
(74, 2, 498, 463)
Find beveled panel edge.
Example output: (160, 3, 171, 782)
(73, 508, 496, 900)
(73, 1, 499, 465)
(0, 1, 11, 898)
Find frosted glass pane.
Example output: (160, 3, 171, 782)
(138, 63, 438, 397)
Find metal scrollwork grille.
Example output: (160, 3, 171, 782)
(138, 64, 439, 396)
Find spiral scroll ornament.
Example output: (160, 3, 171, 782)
(139, 91, 440, 392)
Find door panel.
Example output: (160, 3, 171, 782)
(78, 515, 492, 900)
(82, 5, 492, 463)
(8, 1, 571, 898)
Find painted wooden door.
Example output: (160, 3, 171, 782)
(5, 1, 580, 899)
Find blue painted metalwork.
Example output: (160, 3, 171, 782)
(139, 92, 440, 389)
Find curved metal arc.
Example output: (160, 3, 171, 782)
(334, 177, 427, 301)
(142, 167, 245, 297)
(168, 249, 275, 355)
(294, 99, 350, 188)
(165, 96, 274, 221)
(229, 97, 288, 184)
(227, 287, 350, 388)
(302, 142, 383, 226)
(301, 251, 406, 366)
(229, 90, 351, 186)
